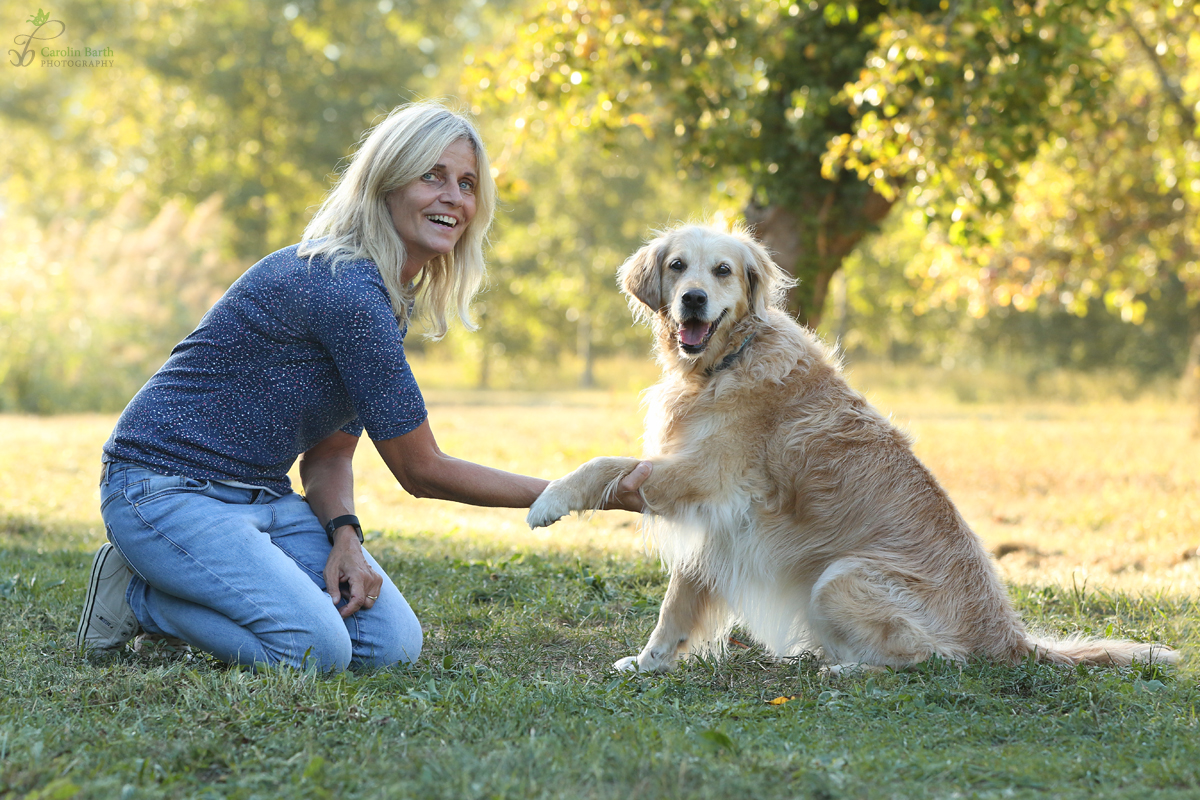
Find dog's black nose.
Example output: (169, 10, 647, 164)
(681, 289, 707, 310)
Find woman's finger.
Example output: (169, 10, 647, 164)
(362, 571, 382, 609)
(340, 572, 367, 618)
(613, 461, 652, 511)
(324, 563, 342, 606)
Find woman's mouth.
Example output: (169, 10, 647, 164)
(427, 214, 458, 228)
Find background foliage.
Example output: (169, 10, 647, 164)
(2, 0, 1198, 410)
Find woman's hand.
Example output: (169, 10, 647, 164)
(602, 460, 653, 513)
(323, 527, 383, 618)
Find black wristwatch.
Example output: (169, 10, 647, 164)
(325, 514, 364, 545)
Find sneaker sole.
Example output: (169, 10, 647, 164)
(77, 543, 121, 650)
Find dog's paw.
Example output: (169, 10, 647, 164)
(613, 656, 640, 672)
(526, 487, 572, 529)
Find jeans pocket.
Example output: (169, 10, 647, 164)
(124, 473, 211, 507)
(100, 479, 126, 513)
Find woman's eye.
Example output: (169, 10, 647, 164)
(459, 179, 475, 193)
(669, 259, 685, 271)
(422, 171, 437, 182)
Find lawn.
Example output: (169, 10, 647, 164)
(1, 380, 1197, 799)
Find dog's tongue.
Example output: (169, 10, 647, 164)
(680, 320, 711, 347)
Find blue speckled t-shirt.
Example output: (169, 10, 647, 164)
(103, 244, 428, 495)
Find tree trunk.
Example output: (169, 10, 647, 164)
(1185, 329, 1200, 437)
(477, 344, 491, 390)
(745, 189, 894, 329)
(577, 313, 595, 388)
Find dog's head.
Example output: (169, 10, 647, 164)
(618, 224, 793, 370)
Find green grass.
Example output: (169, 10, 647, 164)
(3, 526, 1198, 799)
(1, 390, 1199, 799)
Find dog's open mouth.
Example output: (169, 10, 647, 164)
(674, 310, 726, 355)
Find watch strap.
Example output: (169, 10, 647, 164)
(325, 514, 363, 545)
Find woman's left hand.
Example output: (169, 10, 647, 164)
(324, 528, 383, 618)
(603, 460, 653, 513)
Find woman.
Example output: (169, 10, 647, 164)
(77, 102, 650, 671)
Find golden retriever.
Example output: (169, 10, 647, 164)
(527, 224, 1177, 673)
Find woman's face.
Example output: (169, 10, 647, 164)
(387, 138, 478, 283)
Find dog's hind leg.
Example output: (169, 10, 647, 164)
(808, 558, 953, 671)
(615, 569, 726, 673)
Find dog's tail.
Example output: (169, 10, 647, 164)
(1026, 634, 1179, 667)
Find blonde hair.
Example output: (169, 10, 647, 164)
(298, 101, 495, 338)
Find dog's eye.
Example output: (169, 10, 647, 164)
(669, 259, 685, 272)
(714, 263, 732, 277)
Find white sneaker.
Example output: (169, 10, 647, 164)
(76, 543, 140, 652)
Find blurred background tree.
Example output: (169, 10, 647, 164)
(2, 0, 484, 258)
(476, 0, 1114, 326)
(455, 129, 702, 388)
(1, 0, 1197, 411)
(833, 0, 1200, 389)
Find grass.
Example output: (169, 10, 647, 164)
(1, 374, 1199, 799)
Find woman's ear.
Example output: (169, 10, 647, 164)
(618, 238, 665, 313)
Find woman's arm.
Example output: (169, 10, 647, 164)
(375, 420, 650, 512)
(299, 431, 382, 618)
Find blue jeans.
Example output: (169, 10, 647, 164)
(99, 463, 422, 670)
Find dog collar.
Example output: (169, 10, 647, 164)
(706, 333, 755, 377)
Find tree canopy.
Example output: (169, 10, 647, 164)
(475, 0, 1128, 327)
(2, 0, 480, 258)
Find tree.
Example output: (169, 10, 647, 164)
(0, 0, 498, 408)
(839, 0, 1200, 397)
(474, 0, 1110, 327)
(464, 128, 705, 387)
(1, 0, 484, 259)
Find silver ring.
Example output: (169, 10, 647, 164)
(366, 594, 379, 600)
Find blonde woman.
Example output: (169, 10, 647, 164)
(77, 102, 650, 670)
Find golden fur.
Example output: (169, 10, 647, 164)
(528, 224, 1178, 673)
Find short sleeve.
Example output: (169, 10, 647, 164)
(304, 263, 427, 441)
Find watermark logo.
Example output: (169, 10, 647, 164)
(9, 8, 114, 67)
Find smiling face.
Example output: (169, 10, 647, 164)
(386, 138, 478, 283)
(619, 227, 762, 369)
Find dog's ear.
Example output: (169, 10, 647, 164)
(618, 238, 665, 313)
(740, 232, 795, 318)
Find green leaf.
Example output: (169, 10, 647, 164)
(698, 728, 737, 753)
(302, 755, 326, 781)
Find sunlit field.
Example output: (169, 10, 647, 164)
(6, 365, 1198, 596)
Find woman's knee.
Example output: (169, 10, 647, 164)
(281, 615, 354, 672)
(353, 601, 423, 668)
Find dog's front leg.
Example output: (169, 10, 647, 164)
(526, 456, 642, 528)
(615, 569, 714, 673)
